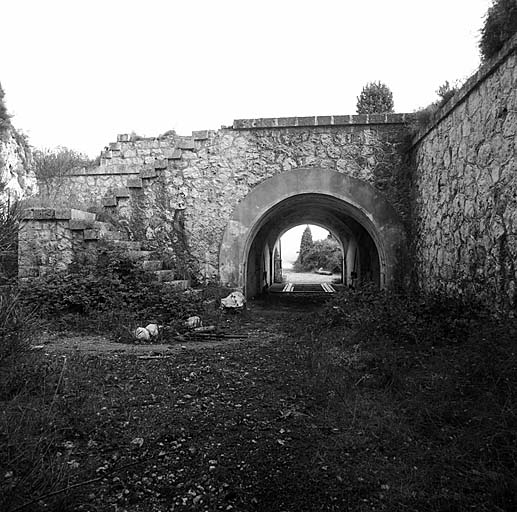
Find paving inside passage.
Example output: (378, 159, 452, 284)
(271, 282, 339, 293)
(270, 271, 343, 295)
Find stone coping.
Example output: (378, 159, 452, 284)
(22, 208, 96, 221)
(115, 131, 210, 143)
(233, 113, 414, 130)
(411, 31, 517, 147)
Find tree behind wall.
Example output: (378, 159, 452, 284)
(356, 81, 394, 114)
(479, 0, 517, 61)
(32, 147, 94, 182)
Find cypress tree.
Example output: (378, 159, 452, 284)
(297, 225, 313, 266)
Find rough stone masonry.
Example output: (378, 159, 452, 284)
(412, 31, 517, 313)
(19, 31, 517, 313)
(21, 115, 410, 288)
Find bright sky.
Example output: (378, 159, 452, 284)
(1, 0, 492, 158)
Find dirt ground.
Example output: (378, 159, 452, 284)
(6, 298, 512, 512)
(23, 301, 366, 512)
(35, 302, 286, 355)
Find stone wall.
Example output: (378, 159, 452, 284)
(26, 116, 411, 280)
(412, 32, 517, 313)
(18, 209, 95, 278)
(35, 171, 138, 210)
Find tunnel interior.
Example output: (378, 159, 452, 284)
(245, 193, 381, 297)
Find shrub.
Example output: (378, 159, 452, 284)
(0, 288, 39, 365)
(480, 0, 517, 61)
(356, 81, 394, 115)
(318, 284, 487, 346)
(31, 147, 97, 185)
(410, 80, 459, 132)
(436, 80, 458, 106)
(0, 201, 21, 283)
(19, 252, 213, 335)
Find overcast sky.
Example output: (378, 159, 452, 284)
(1, 1, 494, 267)
(1, 0, 492, 158)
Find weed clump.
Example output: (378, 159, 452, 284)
(18, 252, 228, 338)
(294, 285, 517, 510)
(318, 284, 486, 346)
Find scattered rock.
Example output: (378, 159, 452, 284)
(134, 327, 151, 341)
(185, 316, 202, 329)
(221, 291, 246, 310)
(145, 323, 159, 337)
(194, 325, 216, 332)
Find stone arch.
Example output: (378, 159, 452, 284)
(219, 168, 406, 296)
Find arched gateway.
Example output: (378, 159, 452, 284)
(219, 168, 406, 297)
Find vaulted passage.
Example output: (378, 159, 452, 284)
(245, 195, 379, 297)
(219, 168, 406, 298)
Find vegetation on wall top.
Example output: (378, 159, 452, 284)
(480, 0, 517, 61)
(410, 80, 460, 133)
(31, 147, 98, 183)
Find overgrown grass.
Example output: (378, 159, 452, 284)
(293, 285, 517, 510)
(4, 274, 517, 510)
(1, 264, 233, 511)
(0, 288, 64, 511)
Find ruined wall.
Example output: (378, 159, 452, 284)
(18, 209, 92, 278)
(34, 171, 137, 210)
(26, 116, 410, 280)
(412, 33, 517, 313)
(105, 118, 409, 279)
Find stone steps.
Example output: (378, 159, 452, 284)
(20, 207, 190, 289)
(37, 135, 202, 284)
(141, 260, 163, 271)
(109, 240, 142, 251)
(153, 269, 176, 282)
(126, 250, 154, 261)
(96, 131, 210, 217)
(161, 279, 190, 291)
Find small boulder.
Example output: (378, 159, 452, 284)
(221, 291, 246, 310)
(194, 325, 216, 332)
(134, 327, 150, 341)
(145, 323, 159, 337)
(185, 316, 202, 329)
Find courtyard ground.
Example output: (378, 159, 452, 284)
(2, 299, 516, 512)
(281, 270, 341, 284)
